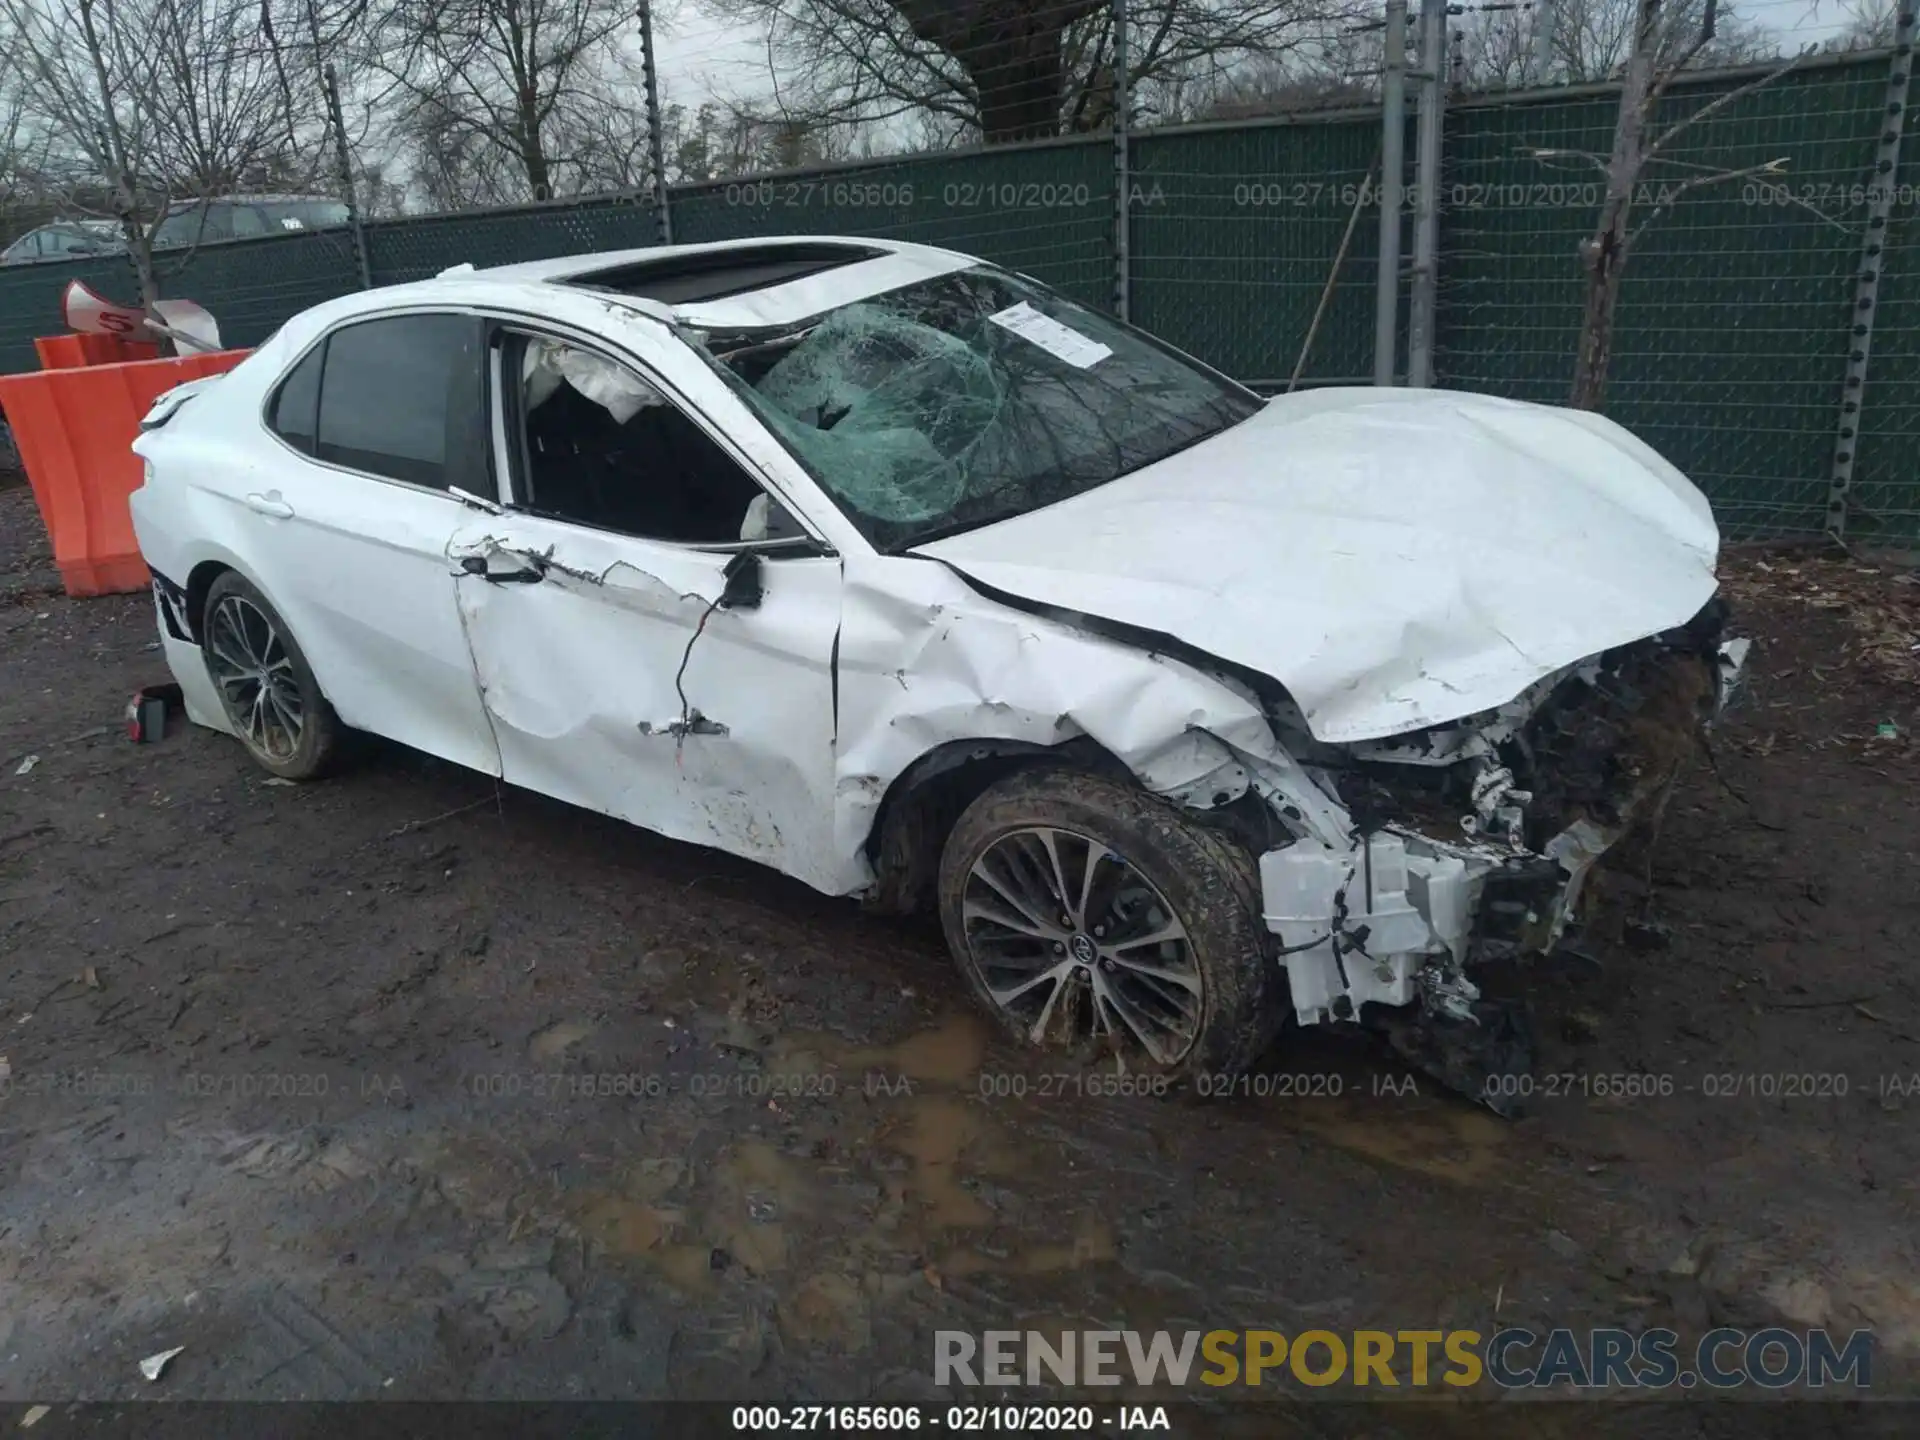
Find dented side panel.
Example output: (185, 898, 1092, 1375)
(831, 553, 1354, 867)
(448, 514, 850, 891)
(448, 525, 1357, 901)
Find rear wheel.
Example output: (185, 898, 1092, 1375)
(201, 571, 340, 780)
(937, 767, 1280, 1080)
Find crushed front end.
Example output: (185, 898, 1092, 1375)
(1252, 602, 1748, 1104)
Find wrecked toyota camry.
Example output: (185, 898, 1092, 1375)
(129, 237, 1746, 1101)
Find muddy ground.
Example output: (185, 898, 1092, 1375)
(1, 476, 1917, 1427)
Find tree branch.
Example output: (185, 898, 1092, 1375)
(1624, 153, 1785, 248)
(1646, 43, 1811, 162)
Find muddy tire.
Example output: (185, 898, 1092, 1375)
(937, 766, 1281, 1081)
(201, 571, 340, 781)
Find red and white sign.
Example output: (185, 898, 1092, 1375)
(62, 280, 222, 353)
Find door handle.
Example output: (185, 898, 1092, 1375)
(459, 554, 544, 585)
(245, 492, 294, 519)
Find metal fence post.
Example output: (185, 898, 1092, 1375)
(1531, 0, 1557, 86)
(639, 0, 674, 247)
(324, 65, 373, 290)
(1113, 0, 1121, 320)
(1112, 0, 1131, 321)
(1406, 0, 1446, 387)
(1825, 10, 1914, 542)
(1375, 0, 1409, 385)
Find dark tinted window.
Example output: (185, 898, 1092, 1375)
(154, 204, 231, 248)
(261, 201, 350, 231)
(315, 314, 478, 488)
(268, 344, 325, 454)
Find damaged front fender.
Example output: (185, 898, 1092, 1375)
(835, 555, 1355, 877)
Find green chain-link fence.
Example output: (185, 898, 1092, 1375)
(1, 50, 1913, 543)
(1439, 57, 1910, 541)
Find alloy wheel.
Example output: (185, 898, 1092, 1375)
(205, 593, 305, 762)
(960, 827, 1203, 1065)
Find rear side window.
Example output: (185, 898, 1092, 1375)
(268, 345, 324, 454)
(262, 202, 350, 231)
(314, 314, 479, 488)
(155, 204, 233, 248)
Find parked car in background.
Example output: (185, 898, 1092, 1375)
(127, 237, 1748, 1102)
(1, 220, 122, 265)
(151, 196, 351, 250)
(1, 198, 349, 266)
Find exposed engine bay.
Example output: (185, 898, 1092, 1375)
(1248, 601, 1749, 1108)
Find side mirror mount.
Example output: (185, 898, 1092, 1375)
(720, 549, 763, 611)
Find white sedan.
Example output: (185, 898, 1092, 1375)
(130, 236, 1744, 1098)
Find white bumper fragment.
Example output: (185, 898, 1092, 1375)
(1260, 834, 1475, 1025)
(151, 585, 235, 738)
(1260, 632, 1750, 1028)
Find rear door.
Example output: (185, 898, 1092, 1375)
(246, 310, 501, 775)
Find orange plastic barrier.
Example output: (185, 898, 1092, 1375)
(0, 347, 250, 596)
(35, 334, 160, 370)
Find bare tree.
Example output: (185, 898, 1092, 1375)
(1183, 22, 1377, 115)
(0, 33, 52, 243)
(1447, 0, 1774, 90)
(0, 0, 336, 312)
(706, 0, 1370, 146)
(367, 0, 638, 202)
(615, 99, 848, 184)
(1172, 0, 1775, 119)
(1541, 0, 1804, 408)
(1830, 0, 1901, 49)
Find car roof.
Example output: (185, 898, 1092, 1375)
(272, 235, 981, 346)
(476, 235, 979, 329)
(167, 194, 345, 209)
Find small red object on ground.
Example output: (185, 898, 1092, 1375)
(125, 683, 183, 743)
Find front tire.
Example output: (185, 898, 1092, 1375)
(201, 571, 340, 780)
(937, 767, 1280, 1080)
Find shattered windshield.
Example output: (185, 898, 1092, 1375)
(690, 267, 1261, 551)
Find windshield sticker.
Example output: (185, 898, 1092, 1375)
(987, 302, 1113, 369)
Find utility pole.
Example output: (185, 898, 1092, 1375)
(324, 65, 372, 289)
(1531, 0, 1557, 85)
(1825, 1, 1914, 541)
(1112, 0, 1131, 321)
(1375, 0, 1408, 386)
(639, 0, 674, 246)
(1406, 0, 1446, 387)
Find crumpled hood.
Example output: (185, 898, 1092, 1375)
(913, 386, 1722, 744)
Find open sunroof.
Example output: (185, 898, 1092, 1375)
(562, 242, 886, 306)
